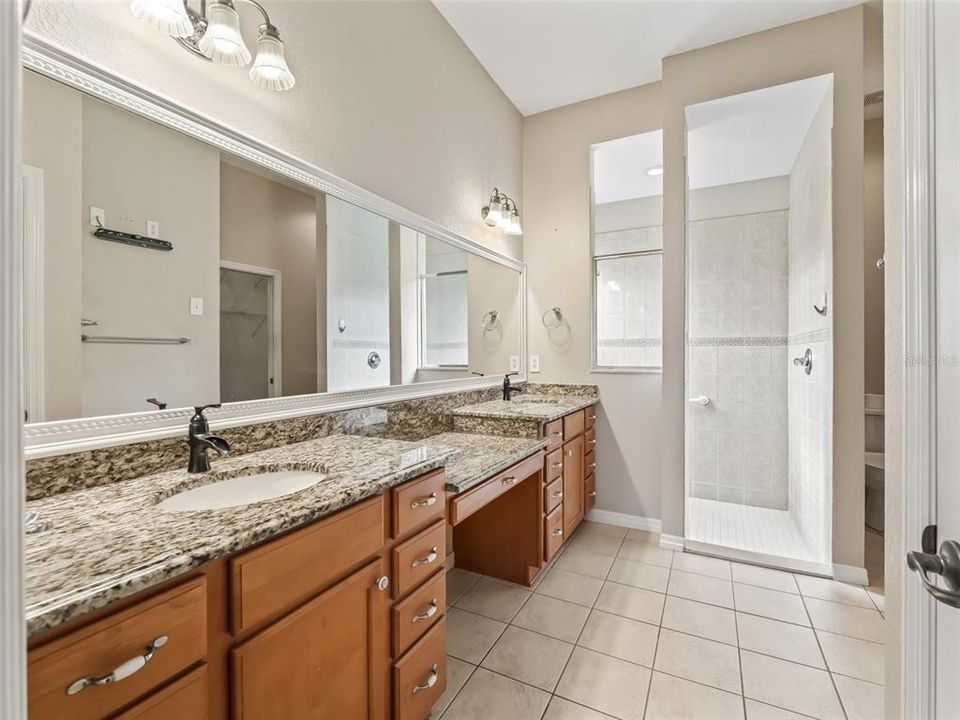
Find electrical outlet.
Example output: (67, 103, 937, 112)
(529, 354, 541, 373)
(509, 355, 520, 372)
(190, 297, 204, 316)
(89, 206, 105, 227)
(146, 220, 160, 239)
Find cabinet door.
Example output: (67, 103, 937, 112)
(562, 435, 584, 538)
(231, 559, 389, 720)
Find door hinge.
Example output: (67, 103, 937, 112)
(922, 524, 937, 554)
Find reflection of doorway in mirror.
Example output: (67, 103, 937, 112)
(219, 262, 282, 403)
(23, 165, 45, 423)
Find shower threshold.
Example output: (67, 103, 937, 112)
(685, 497, 833, 577)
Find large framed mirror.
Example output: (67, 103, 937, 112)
(21, 39, 525, 457)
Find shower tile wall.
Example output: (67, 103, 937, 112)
(688, 210, 789, 509)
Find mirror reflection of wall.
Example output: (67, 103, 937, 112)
(21, 69, 522, 422)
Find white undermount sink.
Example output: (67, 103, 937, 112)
(157, 470, 327, 512)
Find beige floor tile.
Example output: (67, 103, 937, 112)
(543, 696, 616, 719)
(667, 569, 734, 608)
(555, 647, 651, 720)
(430, 656, 475, 719)
(480, 625, 574, 692)
(816, 631, 884, 684)
(645, 671, 745, 720)
(661, 596, 738, 645)
(595, 581, 665, 625)
(731, 564, 799, 594)
(536, 567, 605, 607)
(833, 675, 883, 720)
(445, 607, 506, 664)
(795, 575, 874, 609)
(455, 576, 530, 622)
(736, 613, 825, 668)
(804, 598, 884, 643)
(734, 583, 810, 626)
(606, 557, 670, 593)
(511, 593, 591, 643)
(579, 521, 629, 538)
(446, 568, 481, 607)
(626, 528, 660, 544)
(618, 539, 674, 567)
(744, 699, 816, 719)
(567, 531, 624, 557)
(654, 628, 741, 694)
(741, 650, 844, 719)
(554, 547, 616, 579)
(672, 552, 732, 580)
(577, 609, 659, 667)
(441, 667, 551, 720)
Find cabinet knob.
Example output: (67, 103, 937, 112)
(552, 528, 563, 537)
(412, 547, 439, 568)
(377, 576, 390, 592)
(551, 431, 563, 437)
(551, 462, 563, 470)
(588, 439, 597, 445)
(413, 665, 439, 694)
(410, 493, 437, 509)
(67, 635, 168, 696)
(552, 491, 564, 499)
(412, 599, 439, 622)
(588, 462, 597, 469)
(501, 476, 519, 486)
(588, 491, 597, 498)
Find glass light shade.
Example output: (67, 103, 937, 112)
(250, 30, 296, 91)
(483, 198, 503, 227)
(496, 212, 512, 231)
(198, 1, 252, 66)
(130, 0, 194, 38)
(506, 209, 522, 235)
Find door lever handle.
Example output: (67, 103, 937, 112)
(907, 540, 960, 608)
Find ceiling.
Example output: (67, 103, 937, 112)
(593, 130, 663, 203)
(686, 74, 832, 189)
(432, 0, 861, 116)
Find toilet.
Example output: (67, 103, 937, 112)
(865, 394, 885, 533)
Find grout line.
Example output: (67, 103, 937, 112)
(798, 585, 849, 720)
(641, 539, 672, 719)
(732, 570, 747, 720)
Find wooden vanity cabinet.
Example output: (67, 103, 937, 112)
(561, 434, 584, 539)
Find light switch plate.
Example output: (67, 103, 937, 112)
(190, 297, 204, 316)
(146, 220, 160, 239)
(509, 355, 520, 372)
(529, 354, 541, 373)
(89, 206, 105, 227)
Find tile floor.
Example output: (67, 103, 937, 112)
(433, 521, 885, 720)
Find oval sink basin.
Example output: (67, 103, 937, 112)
(157, 470, 327, 512)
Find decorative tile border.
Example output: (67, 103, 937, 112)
(688, 336, 788, 347)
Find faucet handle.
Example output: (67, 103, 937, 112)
(193, 403, 221, 417)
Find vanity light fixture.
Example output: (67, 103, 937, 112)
(481, 188, 522, 236)
(130, 0, 295, 91)
(645, 164, 664, 177)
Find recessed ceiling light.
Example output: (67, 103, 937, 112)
(645, 165, 664, 177)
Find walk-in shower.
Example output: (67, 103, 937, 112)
(683, 74, 835, 574)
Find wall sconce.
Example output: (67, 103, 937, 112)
(130, 0, 296, 91)
(481, 188, 522, 236)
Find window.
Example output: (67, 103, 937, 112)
(591, 131, 663, 370)
(419, 236, 468, 367)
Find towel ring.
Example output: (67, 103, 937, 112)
(542, 307, 564, 329)
(481, 310, 501, 331)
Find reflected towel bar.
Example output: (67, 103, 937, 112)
(82, 335, 191, 345)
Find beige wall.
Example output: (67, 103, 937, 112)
(661, 8, 866, 569)
(25, 0, 523, 262)
(864, 117, 885, 394)
(467, 254, 522, 377)
(22, 71, 82, 421)
(220, 161, 319, 397)
(523, 84, 665, 521)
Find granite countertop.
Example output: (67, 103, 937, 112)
(451, 394, 598, 423)
(420, 432, 548, 494)
(23, 434, 459, 637)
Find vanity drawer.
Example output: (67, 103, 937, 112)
(392, 469, 446, 539)
(448, 451, 543, 525)
(393, 569, 446, 657)
(585, 405, 598, 429)
(546, 447, 564, 483)
(393, 520, 446, 599)
(544, 477, 564, 514)
(393, 619, 446, 720)
(113, 665, 207, 720)
(544, 419, 564, 452)
(28, 577, 207, 720)
(563, 410, 585, 440)
(585, 474, 597, 512)
(585, 427, 597, 450)
(230, 495, 384, 634)
(585, 449, 597, 475)
(544, 504, 564, 561)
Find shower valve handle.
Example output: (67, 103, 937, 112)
(687, 396, 710, 406)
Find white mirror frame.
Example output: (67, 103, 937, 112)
(21, 35, 527, 459)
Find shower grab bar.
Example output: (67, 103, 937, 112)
(82, 335, 191, 345)
(687, 396, 710, 406)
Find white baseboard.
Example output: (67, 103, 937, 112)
(659, 534, 685, 552)
(585, 509, 661, 533)
(832, 563, 870, 585)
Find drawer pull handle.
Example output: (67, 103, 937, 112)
(502, 476, 519, 486)
(588, 462, 597, 469)
(412, 547, 439, 568)
(551, 431, 563, 437)
(413, 599, 439, 622)
(589, 415, 597, 420)
(377, 575, 390, 592)
(566, 450, 573, 457)
(411, 493, 437, 509)
(552, 528, 563, 537)
(552, 491, 563, 499)
(413, 665, 439, 694)
(588, 491, 597, 497)
(588, 439, 597, 445)
(66, 635, 168, 696)
(551, 462, 563, 470)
